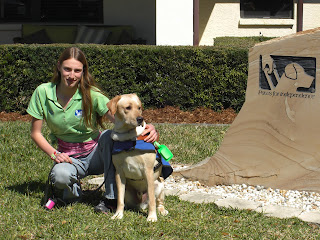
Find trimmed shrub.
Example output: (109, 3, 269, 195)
(0, 44, 248, 113)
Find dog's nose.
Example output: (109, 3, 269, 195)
(136, 116, 144, 125)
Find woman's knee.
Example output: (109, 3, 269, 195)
(50, 163, 77, 189)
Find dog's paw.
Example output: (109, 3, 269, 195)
(147, 214, 158, 222)
(111, 212, 124, 220)
(158, 208, 168, 216)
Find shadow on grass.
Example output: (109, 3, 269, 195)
(6, 180, 46, 195)
(6, 180, 49, 206)
(6, 182, 169, 221)
(6, 180, 148, 216)
(82, 189, 105, 207)
(5, 180, 105, 207)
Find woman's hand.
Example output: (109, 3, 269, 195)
(141, 124, 158, 143)
(54, 152, 72, 164)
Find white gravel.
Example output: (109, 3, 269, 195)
(165, 165, 320, 212)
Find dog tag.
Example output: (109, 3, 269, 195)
(154, 141, 173, 161)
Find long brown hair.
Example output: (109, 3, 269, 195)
(51, 47, 104, 128)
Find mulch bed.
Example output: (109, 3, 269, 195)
(142, 106, 237, 124)
(0, 106, 237, 124)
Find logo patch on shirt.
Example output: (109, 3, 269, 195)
(49, 110, 54, 115)
(75, 109, 83, 118)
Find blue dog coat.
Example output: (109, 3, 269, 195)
(112, 140, 173, 179)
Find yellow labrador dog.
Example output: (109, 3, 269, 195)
(107, 93, 168, 222)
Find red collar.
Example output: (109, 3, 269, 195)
(137, 135, 148, 141)
(136, 130, 159, 141)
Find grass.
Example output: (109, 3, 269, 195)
(1, 121, 320, 239)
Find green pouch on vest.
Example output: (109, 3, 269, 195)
(154, 141, 173, 161)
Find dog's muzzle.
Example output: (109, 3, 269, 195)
(136, 116, 144, 126)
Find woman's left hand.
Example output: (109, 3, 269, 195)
(142, 124, 158, 143)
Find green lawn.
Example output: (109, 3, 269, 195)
(1, 121, 319, 239)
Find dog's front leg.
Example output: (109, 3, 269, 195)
(111, 171, 126, 220)
(145, 168, 157, 222)
(156, 177, 168, 216)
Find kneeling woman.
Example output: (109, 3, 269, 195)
(27, 47, 158, 212)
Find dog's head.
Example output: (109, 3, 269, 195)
(284, 63, 314, 90)
(107, 93, 145, 134)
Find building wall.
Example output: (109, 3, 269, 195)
(156, 0, 193, 46)
(199, 0, 320, 46)
(1, 1, 320, 46)
(303, 1, 320, 30)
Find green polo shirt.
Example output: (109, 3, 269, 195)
(27, 82, 109, 143)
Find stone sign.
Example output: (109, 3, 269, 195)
(175, 28, 320, 192)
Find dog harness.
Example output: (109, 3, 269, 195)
(112, 136, 173, 179)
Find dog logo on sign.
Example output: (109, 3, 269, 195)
(259, 55, 316, 93)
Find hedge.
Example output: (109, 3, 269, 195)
(0, 44, 248, 113)
(214, 36, 274, 48)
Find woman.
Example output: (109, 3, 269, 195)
(27, 47, 158, 212)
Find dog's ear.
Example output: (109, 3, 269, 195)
(107, 95, 121, 115)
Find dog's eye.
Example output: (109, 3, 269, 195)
(126, 106, 131, 110)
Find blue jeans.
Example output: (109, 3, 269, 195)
(50, 130, 116, 201)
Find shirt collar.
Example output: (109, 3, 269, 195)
(46, 83, 82, 101)
(46, 82, 57, 101)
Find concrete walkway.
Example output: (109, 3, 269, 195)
(88, 177, 320, 224)
(166, 189, 320, 224)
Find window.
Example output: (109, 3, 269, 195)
(0, 0, 103, 23)
(240, 0, 293, 19)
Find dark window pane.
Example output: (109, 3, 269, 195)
(2, 0, 34, 20)
(241, 0, 293, 19)
(0, 0, 103, 23)
(41, 0, 103, 22)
